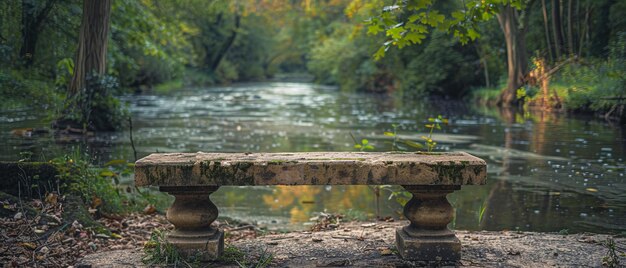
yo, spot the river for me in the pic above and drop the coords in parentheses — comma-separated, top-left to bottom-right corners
(1, 82, 625, 233)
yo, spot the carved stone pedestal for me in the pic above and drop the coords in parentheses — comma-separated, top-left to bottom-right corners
(160, 186, 223, 260)
(396, 185, 461, 261)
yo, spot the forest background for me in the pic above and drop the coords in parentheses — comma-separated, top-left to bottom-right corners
(1, 0, 625, 130)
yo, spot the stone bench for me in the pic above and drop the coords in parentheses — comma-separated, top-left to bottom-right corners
(135, 152, 486, 261)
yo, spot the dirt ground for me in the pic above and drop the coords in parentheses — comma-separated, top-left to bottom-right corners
(76, 220, 625, 267)
(1, 193, 624, 267)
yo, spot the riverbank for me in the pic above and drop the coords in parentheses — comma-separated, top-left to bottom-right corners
(470, 83, 625, 123)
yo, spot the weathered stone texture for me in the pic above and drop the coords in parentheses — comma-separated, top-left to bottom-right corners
(135, 152, 486, 186)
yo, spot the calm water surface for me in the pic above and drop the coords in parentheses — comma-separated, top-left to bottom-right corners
(2, 82, 625, 233)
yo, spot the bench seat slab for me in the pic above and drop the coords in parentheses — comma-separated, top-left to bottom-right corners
(136, 152, 486, 186)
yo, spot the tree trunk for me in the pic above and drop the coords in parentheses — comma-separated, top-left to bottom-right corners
(210, 14, 240, 72)
(567, 0, 574, 55)
(541, 0, 554, 62)
(19, 0, 56, 66)
(68, 0, 111, 95)
(497, 5, 528, 107)
(55, 0, 112, 131)
(551, 0, 565, 58)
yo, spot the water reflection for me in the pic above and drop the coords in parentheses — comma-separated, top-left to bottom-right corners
(1, 82, 625, 233)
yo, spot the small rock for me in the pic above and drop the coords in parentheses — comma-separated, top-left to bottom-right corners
(312, 237, 323, 242)
(39, 246, 50, 254)
(13, 212, 23, 220)
(88, 242, 97, 250)
(361, 223, 376, 228)
(72, 220, 83, 229)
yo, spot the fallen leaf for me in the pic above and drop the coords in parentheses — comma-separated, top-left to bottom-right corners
(379, 248, 393, 255)
(143, 204, 156, 215)
(110, 233, 122, 239)
(21, 242, 37, 250)
(45, 193, 58, 205)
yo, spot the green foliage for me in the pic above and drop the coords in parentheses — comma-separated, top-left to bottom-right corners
(143, 229, 200, 266)
(366, 0, 525, 59)
(398, 31, 483, 97)
(559, 32, 626, 113)
(60, 74, 128, 131)
(51, 151, 126, 214)
(108, 0, 193, 87)
(351, 132, 375, 151)
(0, 69, 62, 111)
(385, 186, 412, 206)
(422, 115, 448, 152)
(383, 124, 424, 150)
(602, 238, 623, 268)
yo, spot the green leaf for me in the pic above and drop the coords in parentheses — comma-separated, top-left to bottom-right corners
(361, 139, 369, 145)
(364, 145, 375, 150)
(99, 170, 116, 177)
(404, 32, 425, 44)
(367, 25, 383, 35)
(104, 159, 127, 166)
(384, 131, 396, 137)
(404, 140, 424, 149)
(432, 13, 445, 24)
(467, 28, 480, 40)
(451, 11, 465, 21)
(354, 144, 363, 149)
(386, 26, 405, 40)
(374, 46, 386, 60)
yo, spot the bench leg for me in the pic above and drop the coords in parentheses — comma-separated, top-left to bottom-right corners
(160, 186, 223, 260)
(396, 185, 461, 261)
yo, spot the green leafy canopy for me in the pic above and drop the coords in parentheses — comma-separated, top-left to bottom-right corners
(366, 0, 525, 60)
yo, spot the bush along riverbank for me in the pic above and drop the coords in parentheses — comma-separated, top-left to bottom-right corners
(470, 33, 626, 123)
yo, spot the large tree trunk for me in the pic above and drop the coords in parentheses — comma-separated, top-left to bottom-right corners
(497, 5, 528, 107)
(551, 0, 565, 58)
(68, 0, 111, 95)
(55, 0, 112, 131)
(19, 0, 56, 66)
